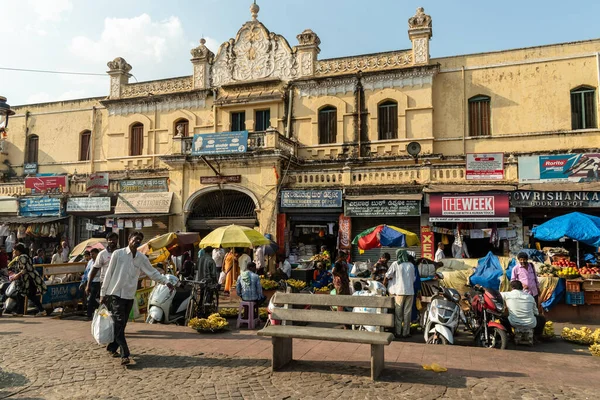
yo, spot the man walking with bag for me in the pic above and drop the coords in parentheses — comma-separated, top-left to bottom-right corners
(100, 231, 173, 365)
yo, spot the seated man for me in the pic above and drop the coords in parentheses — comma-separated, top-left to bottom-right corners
(501, 280, 546, 338)
(236, 262, 265, 306)
(371, 253, 390, 282)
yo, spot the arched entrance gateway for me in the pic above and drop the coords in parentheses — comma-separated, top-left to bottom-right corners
(184, 187, 259, 236)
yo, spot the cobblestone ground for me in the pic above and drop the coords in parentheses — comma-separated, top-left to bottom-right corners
(0, 334, 597, 400)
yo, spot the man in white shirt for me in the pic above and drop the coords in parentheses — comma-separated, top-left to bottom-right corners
(501, 280, 546, 337)
(100, 231, 173, 365)
(237, 248, 251, 273)
(87, 232, 118, 291)
(434, 242, 445, 262)
(383, 249, 416, 338)
(254, 245, 265, 275)
(61, 241, 70, 263)
(212, 247, 225, 275)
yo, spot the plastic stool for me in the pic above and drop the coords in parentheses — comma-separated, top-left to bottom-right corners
(237, 301, 261, 329)
(514, 327, 534, 346)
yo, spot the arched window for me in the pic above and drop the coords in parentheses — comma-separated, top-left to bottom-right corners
(174, 119, 189, 137)
(79, 130, 91, 161)
(318, 106, 337, 144)
(130, 123, 143, 156)
(468, 95, 491, 136)
(27, 135, 39, 163)
(378, 100, 398, 140)
(571, 86, 596, 130)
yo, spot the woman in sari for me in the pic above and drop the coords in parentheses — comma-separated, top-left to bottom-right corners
(9, 243, 47, 316)
(223, 248, 240, 295)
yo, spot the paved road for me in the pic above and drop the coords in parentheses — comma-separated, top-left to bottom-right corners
(1, 316, 599, 399)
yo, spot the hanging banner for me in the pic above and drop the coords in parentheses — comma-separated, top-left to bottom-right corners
(24, 176, 68, 194)
(276, 213, 286, 255)
(519, 153, 600, 183)
(421, 226, 435, 261)
(338, 215, 352, 250)
(86, 173, 109, 193)
(429, 193, 510, 222)
(191, 131, 248, 155)
(466, 153, 504, 180)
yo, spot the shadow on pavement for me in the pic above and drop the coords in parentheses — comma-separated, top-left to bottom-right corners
(130, 353, 271, 371)
(0, 369, 31, 398)
(0, 319, 42, 325)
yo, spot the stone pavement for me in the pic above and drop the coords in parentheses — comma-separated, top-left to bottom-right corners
(1, 316, 599, 400)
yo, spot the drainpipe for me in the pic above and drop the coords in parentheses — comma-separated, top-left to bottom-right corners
(462, 66, 467, 156)
(596, 53, 600, 110)
(90, 106, 96, 173)
(286, 87, 293, 138)
(212, 89, 218, 132)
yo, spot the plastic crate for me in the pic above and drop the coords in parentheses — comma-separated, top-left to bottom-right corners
(584, 291, 600, 305)
(565, 291, 585, 306)
(565, 281, 582, 292)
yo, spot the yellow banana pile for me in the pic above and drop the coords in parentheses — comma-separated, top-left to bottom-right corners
(286, 279, 307, 290)
(543, 321, 555, 338)
(217, 308, 239, 318)
(188, 313, 229, 331)
(590, 343, 600, 357)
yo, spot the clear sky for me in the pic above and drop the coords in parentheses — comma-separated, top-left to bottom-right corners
(2, 0, 599, 106)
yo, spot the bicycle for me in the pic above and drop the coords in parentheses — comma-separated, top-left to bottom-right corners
(184, 279, 220, 325)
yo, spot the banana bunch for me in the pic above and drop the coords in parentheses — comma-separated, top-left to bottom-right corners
(260, 278, 279, 290)
(259, 307, 268, 321)
(590, 343, 600, 357)
(561, 326, 600, 345)
(286, 279, 307, 290)
(314, 286, 332, 294)
(543, 321, 555, 338)
(217, 308, 239, 318)
(188, 313, 229, 332)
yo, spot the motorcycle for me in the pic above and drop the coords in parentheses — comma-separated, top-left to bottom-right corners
(146, 274, 191, 325)
(423, 274, 462, 345)
(462, 284, 508, 349)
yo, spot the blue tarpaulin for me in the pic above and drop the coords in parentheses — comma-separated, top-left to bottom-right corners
(542, 278, 565, 312)
(532, 212, 600, 248)
(469, 251, 504, 290)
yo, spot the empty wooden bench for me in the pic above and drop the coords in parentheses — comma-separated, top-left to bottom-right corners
(257, 292, 394, 380)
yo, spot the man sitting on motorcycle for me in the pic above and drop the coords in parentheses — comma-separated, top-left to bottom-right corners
(500, 280, 546, 340)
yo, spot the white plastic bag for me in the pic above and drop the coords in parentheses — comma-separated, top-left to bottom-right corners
(218, 271, 226, 285)
(91, 304, 114, 345)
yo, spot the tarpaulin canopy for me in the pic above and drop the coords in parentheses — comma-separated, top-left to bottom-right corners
(139, 232, 200, 257)
(352, 225, 420, 250)
(469, 251, 504, 291)
(532, 212, 600, 248)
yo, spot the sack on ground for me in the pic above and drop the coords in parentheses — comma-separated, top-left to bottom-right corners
(91, 304, 114, 345)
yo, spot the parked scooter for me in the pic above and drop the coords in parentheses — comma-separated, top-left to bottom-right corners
(462, 284, 508, 349)
(352, 280, 388, 332)
(423, 273, 462, 344)
(146, 274, 191, 325)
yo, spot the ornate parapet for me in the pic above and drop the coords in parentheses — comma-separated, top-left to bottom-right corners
(408, 7, 433, 65)
(120, 77, 194, 99)
(103, 91, 208, 116)
(107, 57, 132, 99)
(190, 38, 215, 90)
(314, 50, 413, 77)
(295, 29, 321, 78)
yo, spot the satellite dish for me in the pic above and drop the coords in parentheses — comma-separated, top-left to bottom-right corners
(406, 142, 421, 157)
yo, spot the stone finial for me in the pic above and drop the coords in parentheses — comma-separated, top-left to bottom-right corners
(190, 38, 215, 61)
(296, 29, 321, 47)
(107, 57, 132, 73)
(408, 7, 432, 30)
(250, 1, 260, 21)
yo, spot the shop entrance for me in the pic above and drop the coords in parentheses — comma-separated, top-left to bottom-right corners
(186, 188, 258, 237)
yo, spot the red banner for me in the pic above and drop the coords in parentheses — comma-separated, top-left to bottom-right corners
(429, 193, 509, 222)
(338, 214, 352, 250)
(24, 176, 69, 194)
(276, 213, 286, 255)
(421, 226, 435, 261)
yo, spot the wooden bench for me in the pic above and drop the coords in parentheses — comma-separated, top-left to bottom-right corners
(257, 292, 394, 380)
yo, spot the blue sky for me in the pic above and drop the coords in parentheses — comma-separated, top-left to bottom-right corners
(2, 0, 599, 106)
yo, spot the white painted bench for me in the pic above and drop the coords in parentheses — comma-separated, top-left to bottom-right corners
(257, 292, 394, 380)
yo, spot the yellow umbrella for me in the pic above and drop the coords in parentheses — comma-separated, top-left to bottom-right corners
(70, 238, 107, 256)
(199, 225, 269, 248)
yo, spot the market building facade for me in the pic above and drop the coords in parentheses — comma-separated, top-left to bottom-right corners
(0, 4, 599, 259)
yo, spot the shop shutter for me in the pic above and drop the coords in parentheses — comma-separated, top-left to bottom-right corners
(350, 217, 421, 263)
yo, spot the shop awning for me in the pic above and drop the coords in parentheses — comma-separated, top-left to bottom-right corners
(424, 184, 516, 193)
(101, 213, 175, 219)
(0, 216, 69, 224)
(518, 182, 600, 191)
(345, 194, 423, 201)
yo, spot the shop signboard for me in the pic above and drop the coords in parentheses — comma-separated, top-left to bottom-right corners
(421, 226, 435, 261)
(115, 192, 173, 214)
(119, 178, 168, 193)
(519, 153, 600, 183)
(200, 175, 242, 184)
(67, 197, 111, 212)
(338, 215, 352, 250)
(344, 199, 421, 217)
(466, 153, 504, 180)
(191, 131, 248, 155)
(510, 191, 600, 208)
(429, 193, 509, 222)
(19, 197, 62, 217)
(23, 162, 38, 174)
(24, 176, 68, 194)
(280, 190, 343, 208)
(86, 172, 109, 193)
